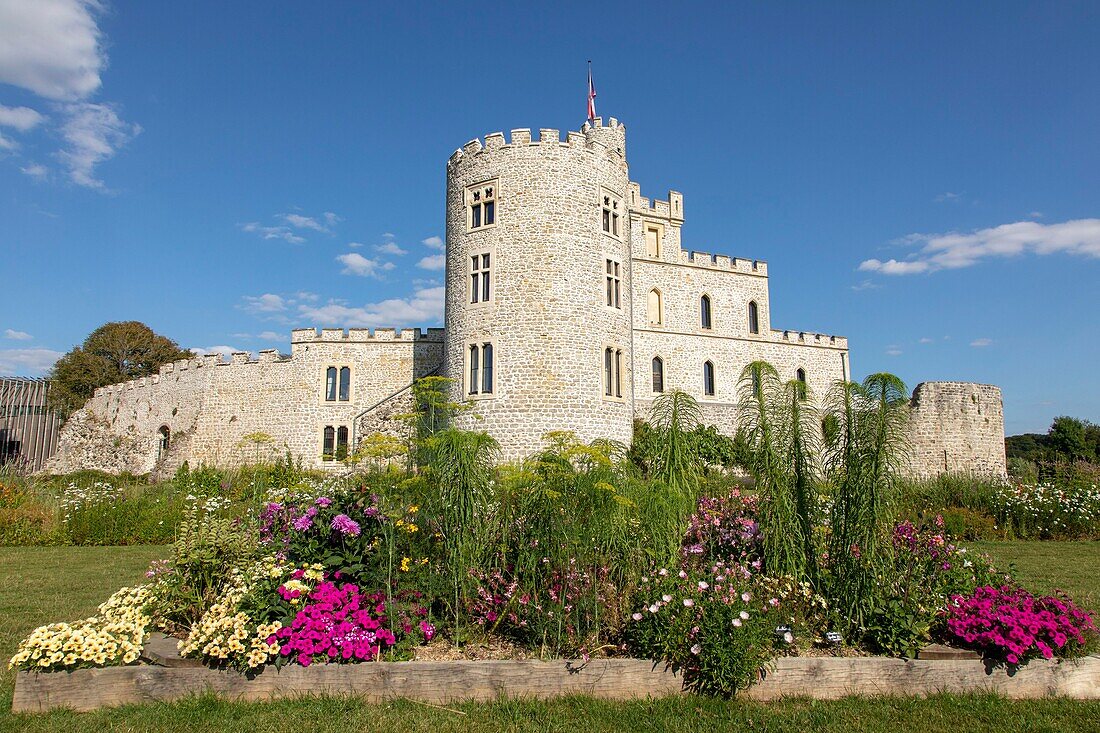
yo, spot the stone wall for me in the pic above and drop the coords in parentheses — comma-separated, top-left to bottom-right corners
(46, 329, 443, 476)
(904, 382, 1007, 478)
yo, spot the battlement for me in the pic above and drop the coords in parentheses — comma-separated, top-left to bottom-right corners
(290, 327, 445, 343)
(447, 117, 626, 168)
(677, 250, 769, 276)
(629, 183, 684, 223)
(769, 329, 848, 350)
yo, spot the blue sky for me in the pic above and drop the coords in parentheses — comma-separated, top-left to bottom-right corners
(1, 1, 1097, 435)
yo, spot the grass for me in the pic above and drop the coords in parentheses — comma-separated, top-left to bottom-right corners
(1, 543, 1098, 731)
(969, 540, 1100, 612)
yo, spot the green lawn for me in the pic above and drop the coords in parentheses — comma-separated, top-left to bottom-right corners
(1, 543, 1098, 731)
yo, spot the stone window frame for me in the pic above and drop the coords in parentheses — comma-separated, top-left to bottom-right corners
(651, 355, 665, 394)
(604, 257, 622, 310)
(320, 424, 349, 462)
(700, 293, 713, 331)
(600, 188, 623, 240)
(602, 343, 625, 402)
(644, 222, 664, 259)
(468, 246, 495, 307)
(647, 288, 664, 327)
(465, 179, 498, 233)
(464, 338, 497, 400)
(703, 360, 716, 398)
(321, 364, 353, 403)
(795, 367, 808, 401)
(748, 300, 760, 335)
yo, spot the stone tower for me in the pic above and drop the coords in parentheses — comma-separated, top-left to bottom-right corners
(443, 118, 635, 460)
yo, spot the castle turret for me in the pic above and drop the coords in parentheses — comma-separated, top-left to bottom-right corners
(444, 118, 634, 459)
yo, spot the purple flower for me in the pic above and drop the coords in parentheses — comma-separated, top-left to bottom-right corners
(331, 513, 361, 537)
(316, 497, 333, 507)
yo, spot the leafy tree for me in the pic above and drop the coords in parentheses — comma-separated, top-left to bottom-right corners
(48, 321, 192, 417)
(1048, 416, 1095, 462)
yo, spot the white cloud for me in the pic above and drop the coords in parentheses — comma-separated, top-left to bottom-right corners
(421, 235, 444, 250)
(0, 0, 104, 101)
(849, 279, 880, 292)
(240, 222, 306, 245)
(282, 213, 330, 232)
(858, 258, 931, 275)
(0, 347, 63, 376)
(189, 345, 240, 361)
(4, 329, 32, 340)
(56, 101, 141, 189)
(859, 219, 1100, 276)
(1029, 211, 1044, 219)
(417, 254, 446, 271)
(885, 346, 903, 357)
(336, 252, 394, 278)
(298, 286, 445, 328)
(0, 104, 44, 131)
(934, 192, 961, 203)
(257, 331, 284, 341)
(20, 163, 47, 180)
(323, 212, 340, 228)
(970, 338, 993, 348)
(347, 241, 364, 249)
(918, 337, 934, 344)
(374, 241, 406, 255)
(0, 131, 16, 151)
(241, 293, 287, 314)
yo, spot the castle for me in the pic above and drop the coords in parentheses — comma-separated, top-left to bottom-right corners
(47, 118, 1007, 478)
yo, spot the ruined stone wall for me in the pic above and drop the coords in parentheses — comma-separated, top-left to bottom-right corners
(46, 329, 443, 475)
(904, 381, 1007, 479)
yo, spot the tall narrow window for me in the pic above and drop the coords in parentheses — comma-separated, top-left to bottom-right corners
(158, 426, 170, 456)
(605, 259, 621, 308)
(615, 349, 623, 398)
(604, 347, 614, 396)
(336, 426, 349, 459)
(467, 181, 497, 231)
(700, 295, 712, 330)
(322, 426, 335, 460)
(796, 368, 807, 401)
(645, 226, 662, 258)
(481, 343, 494, 394)
(468, 344, 480, 395)
(647, 289, 663, 326)
(601, 193, 621, 237)
(748, 301, 760, 334)
(470, 252, 491, 304)
(652, 357, 665, 394)
(338, 367, 350, 401)
(325, 367, 337, 401)
(703, 361, 715, 397)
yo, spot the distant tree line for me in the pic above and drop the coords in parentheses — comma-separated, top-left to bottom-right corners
(1006, 416, 1100, 465)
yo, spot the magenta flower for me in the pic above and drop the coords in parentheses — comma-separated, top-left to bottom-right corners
(331, 513, 361, 537)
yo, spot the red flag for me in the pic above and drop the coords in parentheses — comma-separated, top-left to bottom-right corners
(587, 62, 597, 121)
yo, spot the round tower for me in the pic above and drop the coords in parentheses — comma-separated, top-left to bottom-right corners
(443, 118, 634, 460)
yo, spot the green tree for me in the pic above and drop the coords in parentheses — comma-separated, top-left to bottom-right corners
(1048, 416, 1094, 462)
(48, 321, 192, 417)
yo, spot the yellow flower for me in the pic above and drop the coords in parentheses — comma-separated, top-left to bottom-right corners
(400, 557, 411, 572)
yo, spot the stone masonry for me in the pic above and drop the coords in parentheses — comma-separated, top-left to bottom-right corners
(47, 117, 1006, 477)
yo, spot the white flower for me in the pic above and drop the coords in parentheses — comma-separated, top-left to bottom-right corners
(678, 570, 688, 579)
(698, 581, 709, 591)
(662, 594, 672, 603)
(732, 618, 742, 627)
(741, 591, 752, 602)
(658, 568, 668, 577)
(690, 643, 702, 655)
(683, 599, 694, 607)
(739, 610, 749, 620)
(649, 604, 659, 614)
(783, 631, 794, 644)
(632, 612, 643, 621)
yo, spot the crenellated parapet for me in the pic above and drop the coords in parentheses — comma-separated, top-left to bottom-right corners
(290, 327, 445, 343)
(770, 329, 848, 350)
(629, 183, 684, 223)
(679, 250, 769, 276)
(447, 117, 627, 172)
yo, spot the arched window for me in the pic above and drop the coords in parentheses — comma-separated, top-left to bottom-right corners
(648, 289, 663, 326)
(322, 426, 335, 460)
(604, 347, 613, 397)
(703, 361, 715, 397)
(652, 357, 665, 394)
(158, 426, 170, 456)
(481, 343, 494, 394)
(338, 367, 351, 401)
(700, 295, 712, 330)
(336, 426, 349, 460)
(325, 367, 337, 401)
(748, 301, 759, 334)
(796, 368, 807, 401)
(468, 344, 480, 395)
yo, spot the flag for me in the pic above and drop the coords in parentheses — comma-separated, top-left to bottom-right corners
(587, 62, 597, 121)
